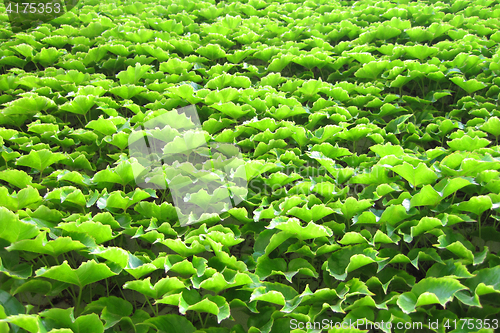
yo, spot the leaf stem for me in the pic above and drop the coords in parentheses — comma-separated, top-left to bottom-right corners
(75, 286, 83, 316)
(40, 255, 50, 267)
(67, 286, 76, 300)
(139, 299, 147, 311)
(39, 168, 44, 183)
(478, 214, 482, 239)
(145, 297, 157, 316)
(419, 78, 425, 97)
(47, 297, 54, 309)
(198, 312, 204, 328)
(77, 115, 85, 128)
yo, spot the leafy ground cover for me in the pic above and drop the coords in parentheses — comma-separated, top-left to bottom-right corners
(1, 0, 500, 332)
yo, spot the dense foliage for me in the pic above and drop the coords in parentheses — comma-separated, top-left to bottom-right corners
(1, 0, 500, 332)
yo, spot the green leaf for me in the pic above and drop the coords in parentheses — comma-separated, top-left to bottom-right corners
(166, 84, 202, 104)
(35, 260, 117, 288)
(196, 44, 226, 61)
(391, 162, 438, 188)
(10, 280, 52, 296)
(82, 296, 133, 330)
(463, 266, 500, 296)
(339, 125, 374, 142)
(0, 207, 39, 243)
(226, 49, 254, 63)
(433, 177, 472, 198)
(124, 276, 185, 299)
(480, 116, 500, 136)
(411, 217, 443, 237)
(34, 48, 63, 67)
(45, 187, 87, 208)
(11, 44, 34, 59)
(267, 217, 333, 241)
(326, 244, 381, 281)
(397, 292, 418, 314)
(404, 44, 438, 60)
(86, 116, 117, 136)
(3, 95, 56, 116)
(207, 74, 251, 89)
(355, 60, 389, 79)
(72, 313, 104, 333)
(97, 189, 153, 211)
(269, 105, 308, 120)
(376, 25, 402, 40)
(427, 260, 474, 279)
(287, 204, 334, 222)
(0, 290, 24, 317)
(124, 256, 157, 279)
(160, 239, 206, 257)
(139, 314, 196, 333)
(90, 246, 129, 268)
(1, 314, 46, 333)
(448, 135, 490, 151)
(379, 204, 416, 227)
(310, 142, 352, 159)
(57, 221, 115, 244)
(299, 79, 324, 96)
(60, 95, 97, 115)
(455, 195, 492, 216)
(450, 77, 487, 94)
(249, 282, 298, 307)
(267, 53, 295, 72)
(348, 52, 376, 64)
(293, 54, 324, 70)
(93, 160, 136, 187)
(211, 102, 253, 119)
(370, 142, 405, 158)
(412, 277, 468, 307)
(109, 85, 147, 99)
(117, 63, 151, 85)
(436, 235, 474, 263)
(199, 269, 253, 294)
(338, 232, 368, 245)
(7, 231, 86, 257)
(341, 197, 373, 220)
(160, 58, 193, 74)
(0, 170, 36, 189)
(0, 256, 32, 279)
(28, 121, 59, 135)
(410, 185, 442, 207)
(175, 289, 229, 322)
